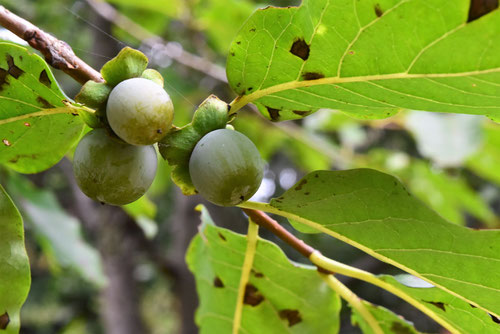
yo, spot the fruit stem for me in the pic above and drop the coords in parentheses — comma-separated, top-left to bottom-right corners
(232, 219, 259, 334)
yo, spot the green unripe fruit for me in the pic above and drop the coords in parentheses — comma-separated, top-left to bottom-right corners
(106, 78, 174, 145)
(73, 128, 157, 205)
(189, 129, 264, 206)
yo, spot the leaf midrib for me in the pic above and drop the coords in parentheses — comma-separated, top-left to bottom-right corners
(230, 67, 500, 112)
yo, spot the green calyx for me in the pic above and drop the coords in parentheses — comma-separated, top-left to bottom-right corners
(75, 47, 164, 129)
(158, 95, 229, 195)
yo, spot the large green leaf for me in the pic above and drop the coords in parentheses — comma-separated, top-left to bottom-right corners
(0, 185, 30, 334)
(186, 209, 341, 333)
(227, 0, 500, 121)
(240, 169, 500, 318)
(0, 43, 85, 173)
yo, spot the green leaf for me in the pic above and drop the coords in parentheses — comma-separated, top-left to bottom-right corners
(227, 0, 500, 121)
(0, 43, 85, 173)
(0, 184, 30, 334)
(242, 169, 500, 318)
(7, 176, 106, 286)
(158, 95, 228, 195)
(388, 274, 500, 333)
(351, 301, 420, 334)
(186, 215, 341, 333)
(100, 47, 148, 87)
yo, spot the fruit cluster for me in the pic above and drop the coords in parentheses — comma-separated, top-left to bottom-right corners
(73, 48, 263, 207)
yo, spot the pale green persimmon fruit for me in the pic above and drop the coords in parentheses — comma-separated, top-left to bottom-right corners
(73, 128, 157, 205)
(189, 129, 264, 206)
(106, 78, 174, 145)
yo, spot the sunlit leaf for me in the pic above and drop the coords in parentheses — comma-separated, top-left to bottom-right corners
(227, 0, 500, 121)
(0, 43, 85, 173)
(245, 169, 500, 318)
(186, 206, 341, 333)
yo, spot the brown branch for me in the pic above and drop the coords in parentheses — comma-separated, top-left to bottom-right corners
(0, 5, 103, 84)
(85, 0, 228, 83)
(242, 208, 334, 274)
(242, 209, 315, 258)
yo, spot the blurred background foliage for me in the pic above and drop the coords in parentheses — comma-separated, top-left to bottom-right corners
(0, 0, 499, 333)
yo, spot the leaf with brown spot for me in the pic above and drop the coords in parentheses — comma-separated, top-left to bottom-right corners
(186, 207, 341, 333)
(228, 0, 500, 121)
(0, 43, 85, 173)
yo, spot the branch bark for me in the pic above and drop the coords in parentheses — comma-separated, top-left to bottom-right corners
(0, 5, 103, 84)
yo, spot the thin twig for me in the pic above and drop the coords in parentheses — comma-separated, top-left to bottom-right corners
(0, 5, 103, 84)
(242, 209, 316, 259)
(85, 0, 228, 83)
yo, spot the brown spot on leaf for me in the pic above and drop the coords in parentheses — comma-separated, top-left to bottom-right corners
(390, 322, 413, 334)
(0, 68, 8, 91)
(6, 54, 24, 79)
(304, 192, 310, 195)
(39, 69, 51, 87)
(250, 28, 256, 32)
(302, 72, 324, 80)
(290, 38, 310, 60)
(252, 270, 264, 278)
(266, 106, 280, 121)
(231, 52, 235, 56)
(348, 50, 355, 55)
(24, 122, 30, 127)
(292, 110, 310, 116)
(243, 284, 264, 306)
(156, 129, 163, 134)
(374, 3, 384, 17)
(424, 301, 446, 311)
(468, 0, 498, 22)
(2, 139, 11, 146)
(213, 276, 224, 288)
(279, 309, 302, 327)
(218, 232, 226, 241)
(36, 96, 55, 109)
(0, 312, 9, 330)
(294, 179, 308, 191)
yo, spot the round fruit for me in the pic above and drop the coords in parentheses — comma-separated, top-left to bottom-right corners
(73, 128, 157, 205)
(189, 129, 264, 206)
(106, 77, 174, 145)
